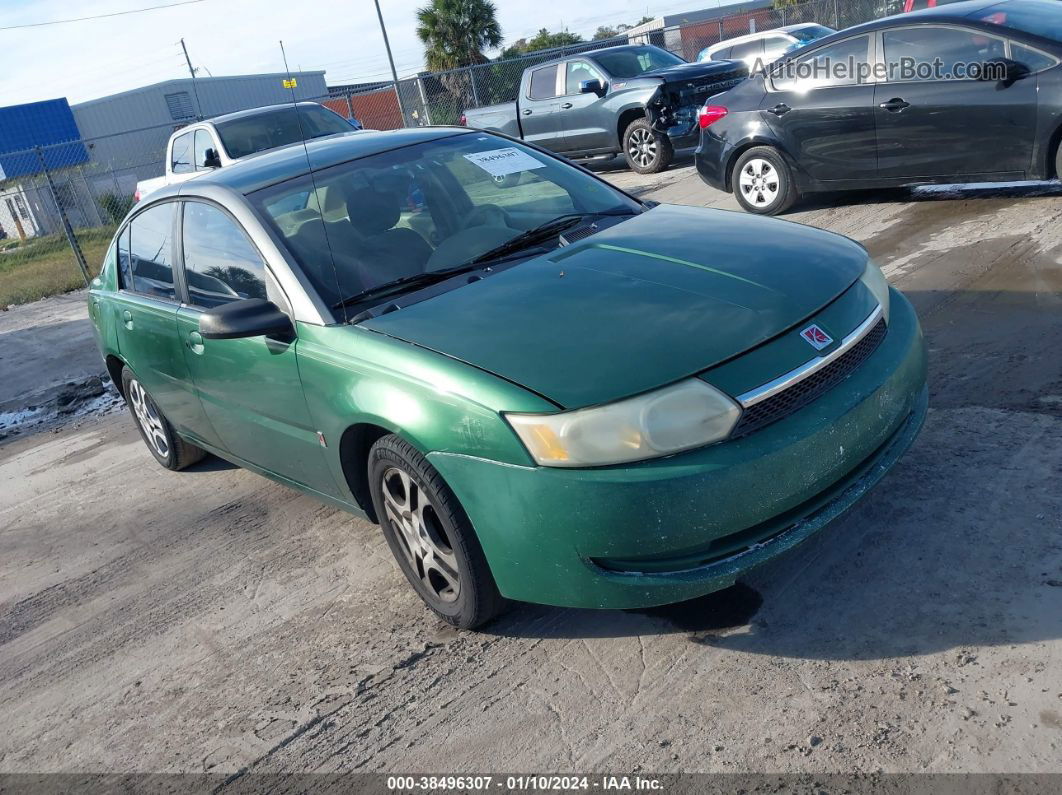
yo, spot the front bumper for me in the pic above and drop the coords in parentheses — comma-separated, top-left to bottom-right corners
(429, 291, 928, 609)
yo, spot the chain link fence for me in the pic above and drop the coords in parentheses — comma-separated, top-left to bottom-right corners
(0, 0, 896, 306)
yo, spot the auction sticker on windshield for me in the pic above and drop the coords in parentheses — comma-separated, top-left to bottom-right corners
(464, 147, 546, 177)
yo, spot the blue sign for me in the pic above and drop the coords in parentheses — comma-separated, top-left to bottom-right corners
(0, 98, 89, 180)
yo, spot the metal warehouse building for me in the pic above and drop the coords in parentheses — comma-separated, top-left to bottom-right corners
(71, 71, 328, 194)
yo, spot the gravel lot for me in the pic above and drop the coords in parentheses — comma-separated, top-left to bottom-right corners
(1, 157, 1060, 777)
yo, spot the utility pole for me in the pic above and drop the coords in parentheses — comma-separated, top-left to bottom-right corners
(373, 0, 408, 123)
(180, 38, 204, 120)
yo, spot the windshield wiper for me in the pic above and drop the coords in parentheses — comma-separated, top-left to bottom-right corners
(465, 209, 638, 267)
(332, 264, 481, 312)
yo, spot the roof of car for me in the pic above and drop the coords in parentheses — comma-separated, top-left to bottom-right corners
(177, 126, 472, 196)
(535, 43, 664, 69)
(204, 101, 325, 126)
(835, 0, 1018, 34)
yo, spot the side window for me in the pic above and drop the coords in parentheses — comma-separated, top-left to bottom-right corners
(713, 46, 733, 60)
(101, 238, 118, 282)
(565, 61, 605, 95)
(117, 227, 132, 288)
(528, 65, 560, 100)
(182, 202, 268, 308)
(171, 132, 193, 174)
(126, 203, 176, 300)
(730, 39, 765, 62)
(772, 35, 870, 91)
(882, 27, 1007, 81)
(1011, 42, 1057, 73)
(193, 130, 217, 170)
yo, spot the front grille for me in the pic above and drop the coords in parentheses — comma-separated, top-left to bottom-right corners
(732, 319, 887, 438)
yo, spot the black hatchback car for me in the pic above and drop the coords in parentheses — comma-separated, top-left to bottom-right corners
(695, 0, 1062, 214)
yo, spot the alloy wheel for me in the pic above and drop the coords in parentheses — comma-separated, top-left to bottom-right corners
(627, 128, 658, 169)
(738, 158, 780, 208)
(381, 466, 461, 604)
(127, 378, 170, 459)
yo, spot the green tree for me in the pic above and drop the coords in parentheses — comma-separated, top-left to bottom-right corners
(501, 28, 583, 57)
(593, 25, 618, 40)
(416, 0, 503, 71)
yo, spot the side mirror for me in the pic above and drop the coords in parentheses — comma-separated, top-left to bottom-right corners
(580, 79, 607, 97)
(203, 148, 222, 168)
(199, 298, 293, 340)
(978, 57, 1028, 84)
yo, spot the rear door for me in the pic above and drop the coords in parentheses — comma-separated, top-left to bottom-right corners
(874, 24, 1039, 178)
(764, 34, 879, 182)
(112, 200, 213, 441)
(174, 199, 342, 496)
(520, 64, 565, 151)
(555, 59, 612, 152)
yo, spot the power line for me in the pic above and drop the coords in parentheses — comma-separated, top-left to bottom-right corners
(0, 0, 207, 31)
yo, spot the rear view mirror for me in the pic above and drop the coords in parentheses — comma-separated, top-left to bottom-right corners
(199, 298, 293, 340)
(203, 148, 222, 168)
(580, 79, 607, 97)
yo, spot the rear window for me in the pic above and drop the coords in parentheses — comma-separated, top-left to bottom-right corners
(790, 25, 835, 42)
(215, 105, 354, 160)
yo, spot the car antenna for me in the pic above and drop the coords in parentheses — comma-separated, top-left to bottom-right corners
(279, 40, 345, 321)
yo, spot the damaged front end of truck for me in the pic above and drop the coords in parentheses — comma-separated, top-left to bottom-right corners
(646, 62, 749, 147)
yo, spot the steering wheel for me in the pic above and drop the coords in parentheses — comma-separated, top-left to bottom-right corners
(462, 204, 514, 231)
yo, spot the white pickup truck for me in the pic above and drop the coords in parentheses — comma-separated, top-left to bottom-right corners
(134, 101, 362, 202)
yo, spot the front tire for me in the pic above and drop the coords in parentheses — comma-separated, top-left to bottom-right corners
(623, 118, 673, 174)
(120, 366, 206, 471)
(732, 146, 799, 215)
(368, 434, 505, 630)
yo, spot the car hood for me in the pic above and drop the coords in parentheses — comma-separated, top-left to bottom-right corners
(362, 205, 867, 409)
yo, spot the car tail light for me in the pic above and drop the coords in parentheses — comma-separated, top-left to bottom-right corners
(460, 113, 467, 126)
(698, 105, 728, 129)
(133, 189, 141, 203)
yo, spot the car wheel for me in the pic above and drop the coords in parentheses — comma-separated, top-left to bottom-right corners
(623, 118, 674, 174)
(121, 366, 206, 471)
(732, 146, 799, 215)
(368, 434, 505, 630)
(1055, 140, 1062, 180)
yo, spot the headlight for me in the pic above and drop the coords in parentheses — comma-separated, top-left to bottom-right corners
(506, 379, 741, 468)
(859, 260, 891, 324)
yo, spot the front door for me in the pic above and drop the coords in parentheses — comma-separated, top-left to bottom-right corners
(175, 199, 342, 497)
(113, 200, 213, 442)
(875, 25, 1039, 178)
(555, 59, 612, 152)
(764, 34, 879, 183)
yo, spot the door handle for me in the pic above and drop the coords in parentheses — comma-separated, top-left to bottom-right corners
(879, 98, 910, 112)
(560, 102, 573, 109)
(121, 309, 133, 329)
(769, 103, 791, 116)
(186, 330, 204, 355)
(522, 108, 533, 116)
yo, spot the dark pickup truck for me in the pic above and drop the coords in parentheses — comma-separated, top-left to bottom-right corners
(463, 44, 747, 174)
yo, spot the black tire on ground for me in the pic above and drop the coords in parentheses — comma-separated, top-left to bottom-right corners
(731, 146, 800, 216)
(120, 366, 206, 471)
(1055, 139, 1062, 180)
(622, 117, 674, 174)
(367, 433, 505, 630)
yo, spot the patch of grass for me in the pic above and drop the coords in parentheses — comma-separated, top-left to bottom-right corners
(0, 227, 115, 307)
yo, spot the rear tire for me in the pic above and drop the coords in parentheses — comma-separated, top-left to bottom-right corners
(368, 434, 505, 630)
(1055, 140, 1062, 180)
(731, 146, 799, 215)
(120, 366, 206, 471)
(623, 118, 673, 174)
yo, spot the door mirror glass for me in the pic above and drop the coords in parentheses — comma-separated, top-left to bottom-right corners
(198, 298, 293, 340)
(580, 79, 606, 96)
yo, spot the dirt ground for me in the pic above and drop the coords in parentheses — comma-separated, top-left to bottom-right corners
(1, 159, 1060, 777)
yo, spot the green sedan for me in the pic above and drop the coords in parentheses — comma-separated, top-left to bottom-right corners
(88, 128, 927, 629)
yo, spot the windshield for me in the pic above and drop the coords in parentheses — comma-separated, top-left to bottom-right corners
(593, 46, 685, 77)
(789, 25, 835, 42)
(251, 132, 640, 314)
(216, 105, 354, 160)
(972, 0, 1062, 42)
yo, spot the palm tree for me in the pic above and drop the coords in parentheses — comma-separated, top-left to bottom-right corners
(416, 0, 502, 72)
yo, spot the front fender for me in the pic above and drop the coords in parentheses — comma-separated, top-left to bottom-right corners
(293, 323, 554, 501)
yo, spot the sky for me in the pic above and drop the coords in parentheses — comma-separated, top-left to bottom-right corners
(0, 0, 735, 107)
